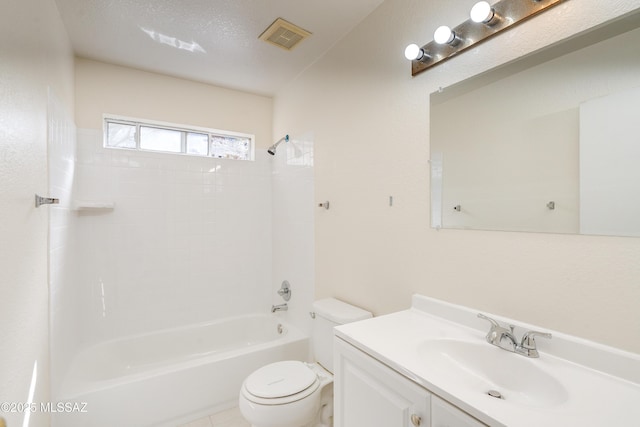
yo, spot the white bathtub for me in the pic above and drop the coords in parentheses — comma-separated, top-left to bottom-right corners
(53, 314, 308, 427)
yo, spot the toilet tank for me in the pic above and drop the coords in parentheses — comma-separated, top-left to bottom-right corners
(312, 298, 372, 373)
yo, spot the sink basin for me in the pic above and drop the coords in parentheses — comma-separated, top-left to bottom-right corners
(417, 339, 568, 407)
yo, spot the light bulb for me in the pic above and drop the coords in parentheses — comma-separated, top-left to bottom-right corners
(470, 1, 495, 24)
(404, 44, 423, 61)
(434, 25, 456, 45)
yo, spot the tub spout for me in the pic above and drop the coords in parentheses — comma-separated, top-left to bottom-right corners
(271, 303, 288, 313)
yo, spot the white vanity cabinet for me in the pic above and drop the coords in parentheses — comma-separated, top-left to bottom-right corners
(334, 337, 429, 427)
(431, 396, 486, 427)
(335, 337, 486, 427)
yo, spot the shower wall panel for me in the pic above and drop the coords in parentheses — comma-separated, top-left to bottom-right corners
(72, 129, 273, 346)
(48, 91, 78, 400)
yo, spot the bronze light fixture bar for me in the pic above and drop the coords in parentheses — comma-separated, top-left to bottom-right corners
(407, 0, 566, 76)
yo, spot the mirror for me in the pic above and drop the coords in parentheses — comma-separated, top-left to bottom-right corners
(430, 11, 640, 237)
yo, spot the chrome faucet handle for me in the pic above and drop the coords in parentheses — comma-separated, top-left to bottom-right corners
(478, 313, 518, 350)
(478, 313, 504, 345)
(518, 330, 552, 357)
(477, 313, 500, 328)
(277, 280, 291, 301)
(520, 330, 552, 349)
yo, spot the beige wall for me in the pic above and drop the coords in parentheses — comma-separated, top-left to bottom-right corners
(75, 58, 273, 148)
(274, 0, 640, 353)
(0, 0, 74, 425)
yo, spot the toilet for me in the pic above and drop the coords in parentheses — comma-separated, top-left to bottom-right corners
(239, 298, 372, 427)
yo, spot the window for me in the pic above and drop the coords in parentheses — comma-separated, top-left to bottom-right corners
(104, 116, 255, 161)
(211, 135, 252, 160)
(140, 126, 182, 153)
(106, 122, 136, 149)
(186, 132, 208, 156)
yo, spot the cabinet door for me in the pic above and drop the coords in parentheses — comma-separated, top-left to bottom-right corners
(431, 396, 487, 427)
(335, 338, 430, 427)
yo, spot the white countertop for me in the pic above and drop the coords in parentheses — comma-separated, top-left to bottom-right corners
(334, 294, 640, 427)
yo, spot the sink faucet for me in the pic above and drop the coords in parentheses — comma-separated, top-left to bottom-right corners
(271, 303, 288, 313)
(478, 313, 551, 358)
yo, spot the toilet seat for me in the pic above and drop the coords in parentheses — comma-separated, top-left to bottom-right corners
(242, 361, 320, 405)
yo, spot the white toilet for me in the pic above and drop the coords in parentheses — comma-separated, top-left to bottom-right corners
(239, 298, 372, 427)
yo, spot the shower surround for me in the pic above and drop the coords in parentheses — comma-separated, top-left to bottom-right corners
(72, 129, 273, 338)
(50, 127, 315, 425)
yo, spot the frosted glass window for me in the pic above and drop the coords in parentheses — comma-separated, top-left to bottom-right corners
(211, 135, 251, 160)
(140, 126, 182, 153)
(186, 132, 208, 156)
(106, 122, 136, 149)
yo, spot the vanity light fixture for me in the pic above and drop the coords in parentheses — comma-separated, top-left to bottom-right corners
(433, 26, 460, 45)
(470, 1, 500, 25)
(404, 43, 430, 61)
(407, 0, 565, 76)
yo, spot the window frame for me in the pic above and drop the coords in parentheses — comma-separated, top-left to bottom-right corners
(103, 114, 255, 161)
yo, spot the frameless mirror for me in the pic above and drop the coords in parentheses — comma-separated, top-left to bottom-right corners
(430, 11, 640, 237)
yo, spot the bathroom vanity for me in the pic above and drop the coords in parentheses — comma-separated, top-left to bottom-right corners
(333, 295, 640, 427)
(335, 336, 485, 427)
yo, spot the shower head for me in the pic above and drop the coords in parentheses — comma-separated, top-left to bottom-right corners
(268, 134, 289, 155)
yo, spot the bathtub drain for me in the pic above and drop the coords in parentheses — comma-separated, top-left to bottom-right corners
(277, 323, 284, 334)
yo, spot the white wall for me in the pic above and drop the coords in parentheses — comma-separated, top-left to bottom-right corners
(274, 0, 640, 353)
(0, 0, 74, 425)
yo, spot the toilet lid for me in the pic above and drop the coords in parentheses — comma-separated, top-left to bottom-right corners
(245, 361, 317, 399)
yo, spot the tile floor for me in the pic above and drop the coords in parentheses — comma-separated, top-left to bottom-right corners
(177, 406, 250, 427)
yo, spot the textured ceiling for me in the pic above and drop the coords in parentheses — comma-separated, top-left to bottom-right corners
(54, 0, 384, 96)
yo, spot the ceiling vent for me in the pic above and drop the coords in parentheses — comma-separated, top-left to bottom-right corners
(259, 18, 311, 51)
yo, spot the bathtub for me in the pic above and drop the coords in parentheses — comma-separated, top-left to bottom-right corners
(53, 314, 308, 427)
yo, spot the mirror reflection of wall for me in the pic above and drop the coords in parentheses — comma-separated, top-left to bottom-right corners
(430, 18, 640, 237)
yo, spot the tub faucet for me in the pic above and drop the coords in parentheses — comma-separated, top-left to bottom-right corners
(271, 303, 288, 313)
